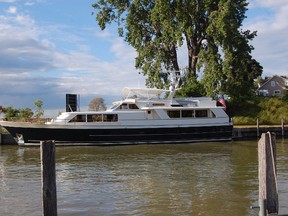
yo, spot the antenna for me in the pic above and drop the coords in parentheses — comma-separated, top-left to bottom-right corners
(167, 70, 182, 99)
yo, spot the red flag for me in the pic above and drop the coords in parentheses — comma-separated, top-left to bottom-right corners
(217, 97, 226, 110)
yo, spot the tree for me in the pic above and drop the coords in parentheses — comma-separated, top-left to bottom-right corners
(19, 108, 33, 119)
(92, 0, 262, 100)
(34, 100, 44, 118)
(2, 106, 19, 120)
(1, 106, 34, 120)
(88, 98, 106, 111)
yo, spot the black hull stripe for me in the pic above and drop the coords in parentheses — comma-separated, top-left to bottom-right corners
(4, 125, 233, 145)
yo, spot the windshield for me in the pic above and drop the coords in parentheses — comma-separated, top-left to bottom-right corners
(109, 103, 120, 110)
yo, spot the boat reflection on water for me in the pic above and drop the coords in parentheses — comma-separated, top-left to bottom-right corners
(1, 140, 288, 216)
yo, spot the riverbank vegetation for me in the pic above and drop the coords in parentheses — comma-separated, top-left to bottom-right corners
(0, 100, 44, 121)
(228, 94, 288, 125)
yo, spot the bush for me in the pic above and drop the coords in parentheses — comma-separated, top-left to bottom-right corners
(232, 116, 257, 125)
(230, 97, 288, 125)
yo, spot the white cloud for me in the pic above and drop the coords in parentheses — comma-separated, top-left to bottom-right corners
(250, 0, 288, 8)
(245, 0, 288, 76)
(248, 1, 288, 31)
(0, 14, 57, 74)
(7, 6, 17, 14)
(110, 38, 137, 62)
(0, 4, 146, 116)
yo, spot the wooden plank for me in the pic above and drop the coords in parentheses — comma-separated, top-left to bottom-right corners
(258, 132, 278, 214)
(40, 140, 57, 216)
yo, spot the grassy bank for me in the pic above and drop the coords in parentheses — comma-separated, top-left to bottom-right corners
(228, 96, 288, 125)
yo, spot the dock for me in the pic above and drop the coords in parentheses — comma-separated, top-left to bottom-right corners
(233, 125, 288, 140)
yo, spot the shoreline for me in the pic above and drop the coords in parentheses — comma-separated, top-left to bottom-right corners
(232, 125, 287, 140)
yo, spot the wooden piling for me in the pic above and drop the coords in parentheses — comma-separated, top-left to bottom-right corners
(258, 132, 278, 214)
(257, 118, 260, 137)
(40, 140, 57, 216)
(281, 118, 285, 138)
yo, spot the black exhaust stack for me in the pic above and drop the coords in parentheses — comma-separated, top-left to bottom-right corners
(66, 94, 78, 112)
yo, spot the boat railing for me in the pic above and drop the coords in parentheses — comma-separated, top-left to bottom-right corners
(2, 117, 52, 124)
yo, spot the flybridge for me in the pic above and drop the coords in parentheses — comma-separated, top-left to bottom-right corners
(122, 87, 170, 99)
(122, 70, 182, 100)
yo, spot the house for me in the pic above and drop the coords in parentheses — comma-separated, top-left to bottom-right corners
(256, 75, 288, 97)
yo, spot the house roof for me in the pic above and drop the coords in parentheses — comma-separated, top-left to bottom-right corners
(257, 75, 288, 91)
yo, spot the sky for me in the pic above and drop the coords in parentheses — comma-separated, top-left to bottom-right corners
(0, 0, 287, 117)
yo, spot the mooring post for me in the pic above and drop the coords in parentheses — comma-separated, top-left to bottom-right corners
(258, 198, 266, 216)
(258, 132, 278, 215)
(40, 140, 57, 216)
(257, 118, 260, 138)
(281, 118, 285, 138)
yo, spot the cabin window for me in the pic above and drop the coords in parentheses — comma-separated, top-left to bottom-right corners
(182, 110, 194, 118)
(274, 90, 281, 95)
(271, 81, 275, 87)
(195, 110, 208, 117)
(119, 103, 139, 109)
(120, 103, 128, 109)
(103, 114, 118, 122)
(167, 110, 181, 118)
(69, 114, 86, 122)
(166, 109, 210, 118)
(87, 114, 118, 122)
(110, 104, 119, 110)
(153, 103, 165, 107)
(87, 114, 102, 122)
(128, 104, 139, 109)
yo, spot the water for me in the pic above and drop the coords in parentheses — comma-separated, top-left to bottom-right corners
(1, 140, 288, 216)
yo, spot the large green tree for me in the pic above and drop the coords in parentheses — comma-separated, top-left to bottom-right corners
(92, 0, 262, 100)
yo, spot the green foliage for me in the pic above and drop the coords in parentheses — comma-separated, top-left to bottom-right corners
(92, 0, 262, 101)
(257, 97, 288, 124)
(230, 97, 288, 125)
(33, 100, 44, 118)
(2, 106, 34, 121)
(176, 76, 205, 97)
(227, 98, 261, 117)
(3, 106, 20, 119)
(281, 93, 288, 101)
(19, 108, 33, 119)
(1, 100, 45, 122)
(232, 116, 257, 125)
